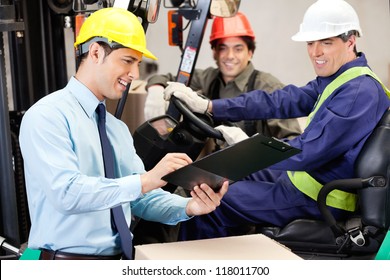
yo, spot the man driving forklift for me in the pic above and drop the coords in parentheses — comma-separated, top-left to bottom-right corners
(163, 0, 390, 240)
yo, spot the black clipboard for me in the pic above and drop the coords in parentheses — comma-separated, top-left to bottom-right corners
(162, 133, 301, 191)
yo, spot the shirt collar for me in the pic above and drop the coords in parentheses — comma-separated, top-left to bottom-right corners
(229, 62, 255, 92)
(67, 76, 103, 118)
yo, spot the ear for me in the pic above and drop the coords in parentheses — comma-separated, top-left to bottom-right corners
(212, 48, 218, 61)
(88, 42, 104, 63)
(248, 49, 254, 60)
(347, 35, 357, 51)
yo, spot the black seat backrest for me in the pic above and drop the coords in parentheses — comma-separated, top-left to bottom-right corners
(355, 109, 390, 229)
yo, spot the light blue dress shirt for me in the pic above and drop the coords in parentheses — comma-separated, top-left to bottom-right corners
(19, 77, 191, 255)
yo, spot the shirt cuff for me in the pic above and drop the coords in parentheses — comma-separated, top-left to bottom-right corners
(177, 197, 193, 220)
(116, 175, 143, 201)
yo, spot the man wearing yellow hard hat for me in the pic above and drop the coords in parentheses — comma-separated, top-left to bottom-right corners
(19, 7, 228, 260)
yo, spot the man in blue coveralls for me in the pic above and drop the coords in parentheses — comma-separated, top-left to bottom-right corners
(163, 0, 390, 240)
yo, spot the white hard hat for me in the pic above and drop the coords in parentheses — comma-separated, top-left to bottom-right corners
(292, 0, 362, 42)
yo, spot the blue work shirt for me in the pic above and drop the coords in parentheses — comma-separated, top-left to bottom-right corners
(19, 77, 191, 255)
(212, 53, 390, 184)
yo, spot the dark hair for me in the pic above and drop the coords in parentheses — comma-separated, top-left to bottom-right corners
(211, 36, 256, 53)
(77, 41, 121, 66)
(338, 30, 359, 55)
(97, 42, 115, 56)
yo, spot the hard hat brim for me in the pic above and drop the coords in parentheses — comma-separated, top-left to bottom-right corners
(291, 31, 341, 42)
(292, 30, 362, 42)
(141, 49, 157, 60)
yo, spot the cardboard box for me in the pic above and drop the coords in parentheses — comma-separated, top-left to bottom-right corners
(135, 234, 302, 260)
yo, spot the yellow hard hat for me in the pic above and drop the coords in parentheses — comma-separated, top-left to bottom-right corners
(74, 7, 157, 60)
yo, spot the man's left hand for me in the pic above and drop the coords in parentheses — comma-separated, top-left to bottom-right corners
(185, 181, 229, 216)
(164, 82, 210, 114)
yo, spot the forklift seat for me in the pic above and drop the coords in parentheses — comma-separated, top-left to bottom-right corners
(258, 109, 390, 259)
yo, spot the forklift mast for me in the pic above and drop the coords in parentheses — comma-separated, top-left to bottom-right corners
(166, 0, 212, 120)
(163, 0, 240, 120)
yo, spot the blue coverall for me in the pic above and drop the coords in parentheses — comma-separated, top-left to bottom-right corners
(179, 53, 390, 240)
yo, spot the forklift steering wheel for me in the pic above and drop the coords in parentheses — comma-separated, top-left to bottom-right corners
(171, 96, 224, 140)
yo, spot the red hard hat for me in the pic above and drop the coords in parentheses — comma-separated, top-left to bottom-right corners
(209, 12, 255, 43)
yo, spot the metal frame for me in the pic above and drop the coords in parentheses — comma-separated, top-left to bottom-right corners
(0, 6, 24, 248)
(166, 0, 211, 119)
